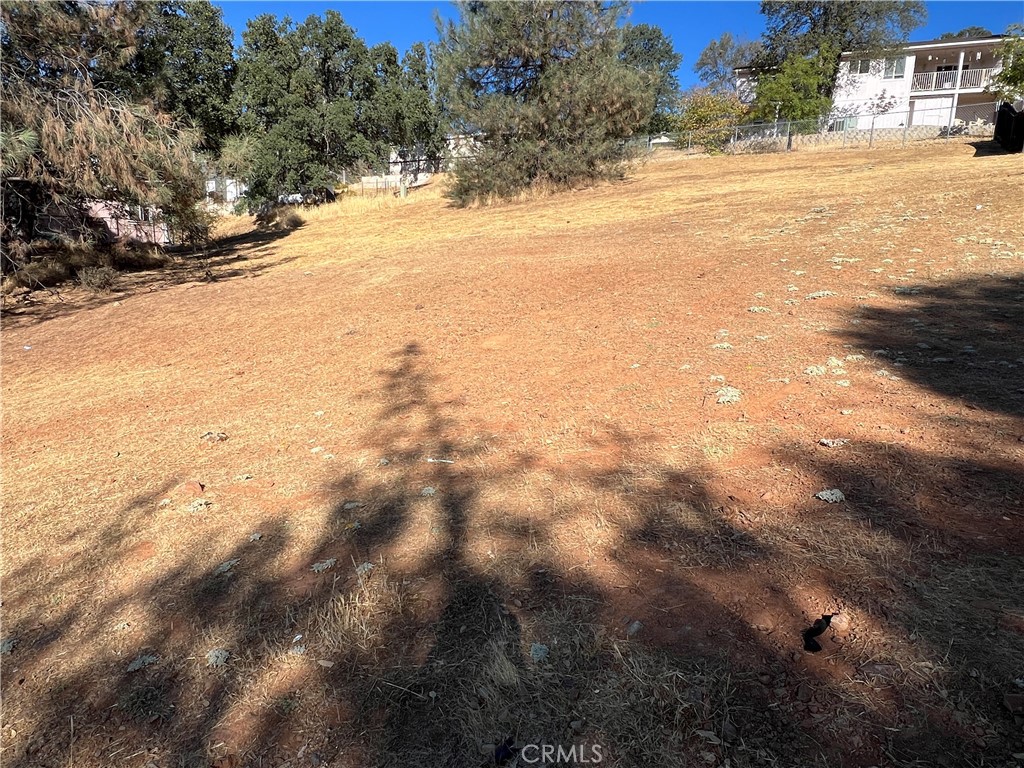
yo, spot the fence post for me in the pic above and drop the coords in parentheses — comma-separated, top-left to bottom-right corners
(843, 121, 848, 148)
(733, 126, 738, 144)
(902, 116, 909, 148)
(869, 116, 875, 149)
(786, 121, 793, 151)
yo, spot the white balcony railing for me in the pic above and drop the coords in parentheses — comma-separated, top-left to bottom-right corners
(910, 67, 996, 92)
(959, 68, 990, 89)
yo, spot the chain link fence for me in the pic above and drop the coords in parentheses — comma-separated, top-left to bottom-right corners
(648, 101, 1000, 156)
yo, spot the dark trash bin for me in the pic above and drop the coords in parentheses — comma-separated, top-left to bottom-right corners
(994, 102, 1024, 153)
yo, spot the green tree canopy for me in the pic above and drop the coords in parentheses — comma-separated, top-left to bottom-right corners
(232, 11, 444, 204)
(990, 25, 1024, 102)
(619, 23, 683, 134)
(939, 26, 994, 40)
(109, 1, 237, 153)
(760, 1, 926, 62)
(757, 1, 926, 100)
(694, 32, 763, 94)
(398, 42, 448, 168)
(751, 49, 835, 122)
(434, 0, 655, 206)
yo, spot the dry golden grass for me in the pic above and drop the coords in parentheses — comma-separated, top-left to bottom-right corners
(2, 139, 1023, 768)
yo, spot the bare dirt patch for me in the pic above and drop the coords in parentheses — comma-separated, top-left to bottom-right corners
(2, 141, 1023, 767)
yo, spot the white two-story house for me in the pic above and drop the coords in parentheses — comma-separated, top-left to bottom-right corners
(831, 34, 1007, 129)
(736, 33, 1011, 130)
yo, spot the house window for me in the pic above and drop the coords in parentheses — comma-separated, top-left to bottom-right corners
(851, 59, 871, 74)
(883, 57, 906, 79)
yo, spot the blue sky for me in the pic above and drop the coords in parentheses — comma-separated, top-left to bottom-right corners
(212, 1, 1024, 89)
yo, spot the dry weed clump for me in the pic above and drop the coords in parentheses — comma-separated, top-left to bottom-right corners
(275, 207, 304, 231)
(77, 264, 119, 291)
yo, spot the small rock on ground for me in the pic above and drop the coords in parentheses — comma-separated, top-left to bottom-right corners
(127, 654, 158, 672)
(716, 386, 742, 404)
(814, 489, 846, 503)
(206, 648, 230, 667)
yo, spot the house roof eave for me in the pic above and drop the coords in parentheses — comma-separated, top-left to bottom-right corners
(841, 35, 1013, 57)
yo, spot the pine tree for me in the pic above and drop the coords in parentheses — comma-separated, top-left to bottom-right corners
(1, 1, 205, 270)
(434, 0, 655, 205)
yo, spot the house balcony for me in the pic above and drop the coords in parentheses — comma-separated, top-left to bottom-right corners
(910, 67, 997, 92)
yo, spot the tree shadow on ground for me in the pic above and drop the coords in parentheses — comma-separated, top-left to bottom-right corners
(2, 342, 1022, 767)
(770, 437, 1024, 764)
(2, 224, 298, 329)
(843, 274, 1024, 417)
(968, 139, 1017, 157)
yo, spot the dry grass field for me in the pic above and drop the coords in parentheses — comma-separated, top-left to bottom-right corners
(2, 139, 1024, 768)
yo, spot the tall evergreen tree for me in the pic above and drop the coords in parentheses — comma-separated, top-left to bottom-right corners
(102, 1, 236, 153)
(434, 0, 654, 205)
(364, 42, 409, 161)
(232, 12, 379, 202)
(619, 23, 683, 134)
(398, 43, 447, 170)
(232, 11, 442, 203)
(155, 1, 237, 153)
